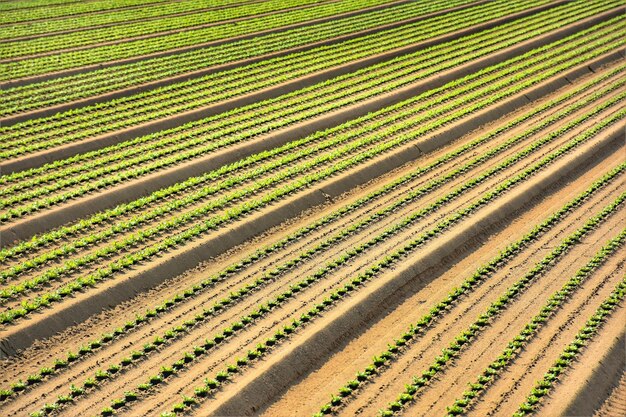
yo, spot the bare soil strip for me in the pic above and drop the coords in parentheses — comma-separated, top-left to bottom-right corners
(594, 371, 626, 417)
(0, 4, 623, 417)
(1, 19, 619, 249)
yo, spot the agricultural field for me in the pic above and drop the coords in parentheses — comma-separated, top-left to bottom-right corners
(0, 0, 624, 416)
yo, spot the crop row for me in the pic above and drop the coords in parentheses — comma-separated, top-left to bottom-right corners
(3, 78, 623, 300)
(444, 229, 626, 416)
(0, 0, 509, 82)
(0, 1, 481, 121)
(3, 3, 608, 196)
(0, 0, 538, 135)
(2, 36, 618, 315)
(0, 0, 354, 40)
(0, 0, 385, 59)
(1, 2, 616, 163)
(1, 39, 621, 328)
(3, 46, 621, 213)
(4, 98, 621, 406)
(0, 11, 555, 199)
(4, 0, 607, 119)
(153, 134, 626, 417)
(513, 272, 626, 416)
(0, 0, 486, 115)
(3, 58, 620, 374)
(0, 0, 551, 100)
(315, 166, 625, 415)
(1, 8, 612, 219)
(0, 0, 204, 25)
(0, 0, 267, 38)
(376, 192, 626, 416)
(23, 100, 592, 415)
(0, 0, 105, 12)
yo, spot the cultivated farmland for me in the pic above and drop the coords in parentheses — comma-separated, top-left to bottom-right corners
(0, 0, 624, 416)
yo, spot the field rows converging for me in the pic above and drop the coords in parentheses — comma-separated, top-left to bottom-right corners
(1, 1, 624, 417)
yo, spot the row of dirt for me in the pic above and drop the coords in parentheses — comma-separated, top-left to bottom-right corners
(1, 2, 625, 417)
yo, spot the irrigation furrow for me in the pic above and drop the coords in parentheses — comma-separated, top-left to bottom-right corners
(68, 112, 626, 417)
(2, 30, 622, 323)
(348, 188, 625, 417)
(1, 64, 620, 400)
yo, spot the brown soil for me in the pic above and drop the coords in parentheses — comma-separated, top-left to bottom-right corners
(1, 6, 624, 417)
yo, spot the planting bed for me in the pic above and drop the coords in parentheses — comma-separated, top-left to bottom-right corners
(0, 1, 624, 416)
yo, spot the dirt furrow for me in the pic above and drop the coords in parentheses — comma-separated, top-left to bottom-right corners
(3, 105, 571, 415)
(595, 373, 626, 417)
(285, 152, 626, 417)
(6, 96, 620, 416)
(0, 66, 616, 384)
(465, 253, 625, 417)
(364, 214, 624, 417)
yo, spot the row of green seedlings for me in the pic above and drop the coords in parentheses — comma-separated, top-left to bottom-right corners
(3, 3, 617, 184)
(1, 0, 510, 138)
(0, 0, 525, 89)
(2, 13, 558, 215)
(444, 229, 626, 416)
(0, 0, 596, 150)
(25, 107, 590, 415)
(3, 74, 623, 325)
(14, 9, 617, 218)
(314, 165, 626, 416)
(3, 27, 619, 294)
(0, 0, 333, 58)
(3, 0, 569, 116)
(513, 277, 626, 416)
(155, 144, 626, 417)
(1, 32, 596, 310)
(2, 3, 571, 206)
(2, 54, 621, 269)
(3, 44, 623, 328)
(0, 0, 554, 151)
(0, 0, 281, 38)
(377, 193, 626, 416)
(8, 0, 608, 169)
(2, 0, 426, 59)
(2, 7, 571, 195)
(0, 0, 486, 116)
(5, 82, 614, 404)
(0, 0, 604, 184)
(0, 0, 184, 25)
(108, 112, 626, 414)
(1, 0, 474, 65)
